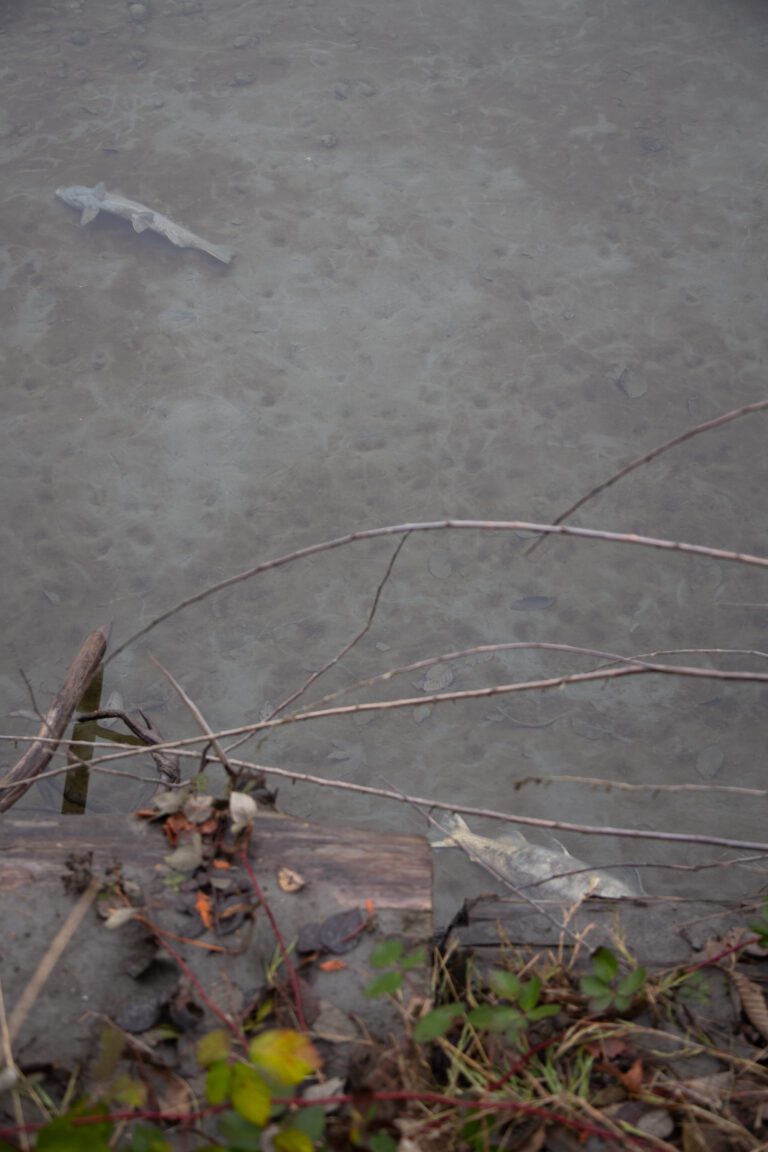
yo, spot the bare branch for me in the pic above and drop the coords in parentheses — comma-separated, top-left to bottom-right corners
(149, 654, 235, 779)
(105, 520, 768, 663)
(228, 533, 410, 755)
(524, 397, 768, 556)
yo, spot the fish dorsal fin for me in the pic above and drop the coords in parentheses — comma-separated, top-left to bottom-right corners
(497, 828, 526, 847)
(80, 206, 99, 225)
(132, 212, 154, 233)
(93, 182, 106, 200)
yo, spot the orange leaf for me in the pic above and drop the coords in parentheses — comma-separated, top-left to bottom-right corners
(195, 889, 214, 930)
(212, 859, 231, 870)
(319, 959, 347, 973)
(617, 1058, 645, 1094)
(365, 899, 375, 917)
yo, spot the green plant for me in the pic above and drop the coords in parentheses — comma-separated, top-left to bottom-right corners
(363, 937, 427, 998)
(579, 947, 647, 1014)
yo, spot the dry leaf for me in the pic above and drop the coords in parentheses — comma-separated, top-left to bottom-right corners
(230, 791, 258, 834)
(195, 890, 214, 931)
(731, 970, 768, 1041)
(278, 866, 306, 893)
(212, 858, 231, 870)
(104, 906, 138, 930)
(617, 1057, 645, 1094)
(318, 959, 347, 973)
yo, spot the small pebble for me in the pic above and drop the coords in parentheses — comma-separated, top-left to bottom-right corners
(319, 133, 338, 148)
(232, 71, 254, 86)
(69, 29, 89, 45)
(232, 34, 252, 48)
(149, 96, 165, 108)
(128, 3, 148, 22)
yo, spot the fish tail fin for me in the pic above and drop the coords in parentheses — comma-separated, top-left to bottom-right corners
(430, 812, 469, 849)
(203, 242, 235, 265)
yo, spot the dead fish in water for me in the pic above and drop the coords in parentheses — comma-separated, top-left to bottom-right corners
(431, 813, 643, 902)
(55, 182, 235, 264)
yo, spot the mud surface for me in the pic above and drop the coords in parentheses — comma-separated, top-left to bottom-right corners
(1, 0, 767, 920)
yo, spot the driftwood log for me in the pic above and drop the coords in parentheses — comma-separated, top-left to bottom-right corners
(0, 625, 109, 812)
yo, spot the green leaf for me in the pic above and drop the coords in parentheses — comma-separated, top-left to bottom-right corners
(126, 1125, 172, 1152)
(591, 947, 618, 984)
(37, 1113, 112, 1152)
(230, 1063, 272, 1125)
(580, 975, 611, 999)
(527, 1003, 559, 1022)
(363, 970, 403, 997)
(399, 946, 428, 971)
(467, 1005, 522, 1034)
(618, 966, 647, 998)
(412, 1003, 465, 1042)
(206, 1060, 232, 1106)
(367, 1135, 398, 1152)
(489, 970, 521, 1002)
(112, 1073, 147, 1108)
(286, 1105, 326, 1141)
(198, 1029, 232, 1067)
(369, 939, 405, 968)
(518, 976, 541, 1014)
(217, 1110, 264, 1152)
(589, 993, 614, 1014)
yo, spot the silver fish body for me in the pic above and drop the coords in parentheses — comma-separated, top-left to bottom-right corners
(431, 814, 643, 902)
(55, 182, 235, 264)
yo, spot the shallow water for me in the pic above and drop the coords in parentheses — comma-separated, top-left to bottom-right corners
(2, 0, 767, 922)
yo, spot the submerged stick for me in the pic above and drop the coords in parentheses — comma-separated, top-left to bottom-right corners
(0, 625, 110, 813)
(524, 398, 768, 557)
(106, 520, 768, 664)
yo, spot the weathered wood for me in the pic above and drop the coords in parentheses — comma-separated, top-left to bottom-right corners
(446, 895, 759, 968)
(0, 811, 432, 1088)
(0, 625, 110, 813)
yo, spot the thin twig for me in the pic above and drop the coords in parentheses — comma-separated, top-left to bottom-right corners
(523, 398, 768, 556)
(0, 976, 25, 1150)
(6, 737, 768, 853)
(228, 533, 410, 756)
(8, 877, 101, 1044)
(18, 669, 42, 721)
(149, 654, 235, 779)
(105, 519, 768, 663)
(238, 838, 308, 1032)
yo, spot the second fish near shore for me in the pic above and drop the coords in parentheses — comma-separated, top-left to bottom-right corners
(431, 813, 644, 902)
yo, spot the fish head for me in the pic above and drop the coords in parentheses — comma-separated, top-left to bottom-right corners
(55, 185, 92, 208)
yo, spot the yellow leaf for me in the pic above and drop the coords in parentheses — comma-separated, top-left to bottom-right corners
(274, 1128, 314, 1152)
(230, 1062, 271, 1125)
(197, 1029, 232, 1067)
(248, 1030, 321, 1087)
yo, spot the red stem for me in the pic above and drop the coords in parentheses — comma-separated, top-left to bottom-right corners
(239, 835, 308, 1032)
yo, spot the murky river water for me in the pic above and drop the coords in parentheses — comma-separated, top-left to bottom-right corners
(2, 0, 767, 922)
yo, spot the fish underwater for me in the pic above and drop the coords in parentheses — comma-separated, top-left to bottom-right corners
(55, 182, 235, 264)
(431, 813, 643, 902)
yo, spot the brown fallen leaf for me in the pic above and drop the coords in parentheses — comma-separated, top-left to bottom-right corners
(278, 866, 306, 893)
(731, 969, 768, 1041)
(195, 889, 214, 931)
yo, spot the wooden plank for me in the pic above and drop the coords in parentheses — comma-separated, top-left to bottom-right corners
(446, 895, 756, 968)
(0, 811, 431, 910)
(0, 812, 432, 1089)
